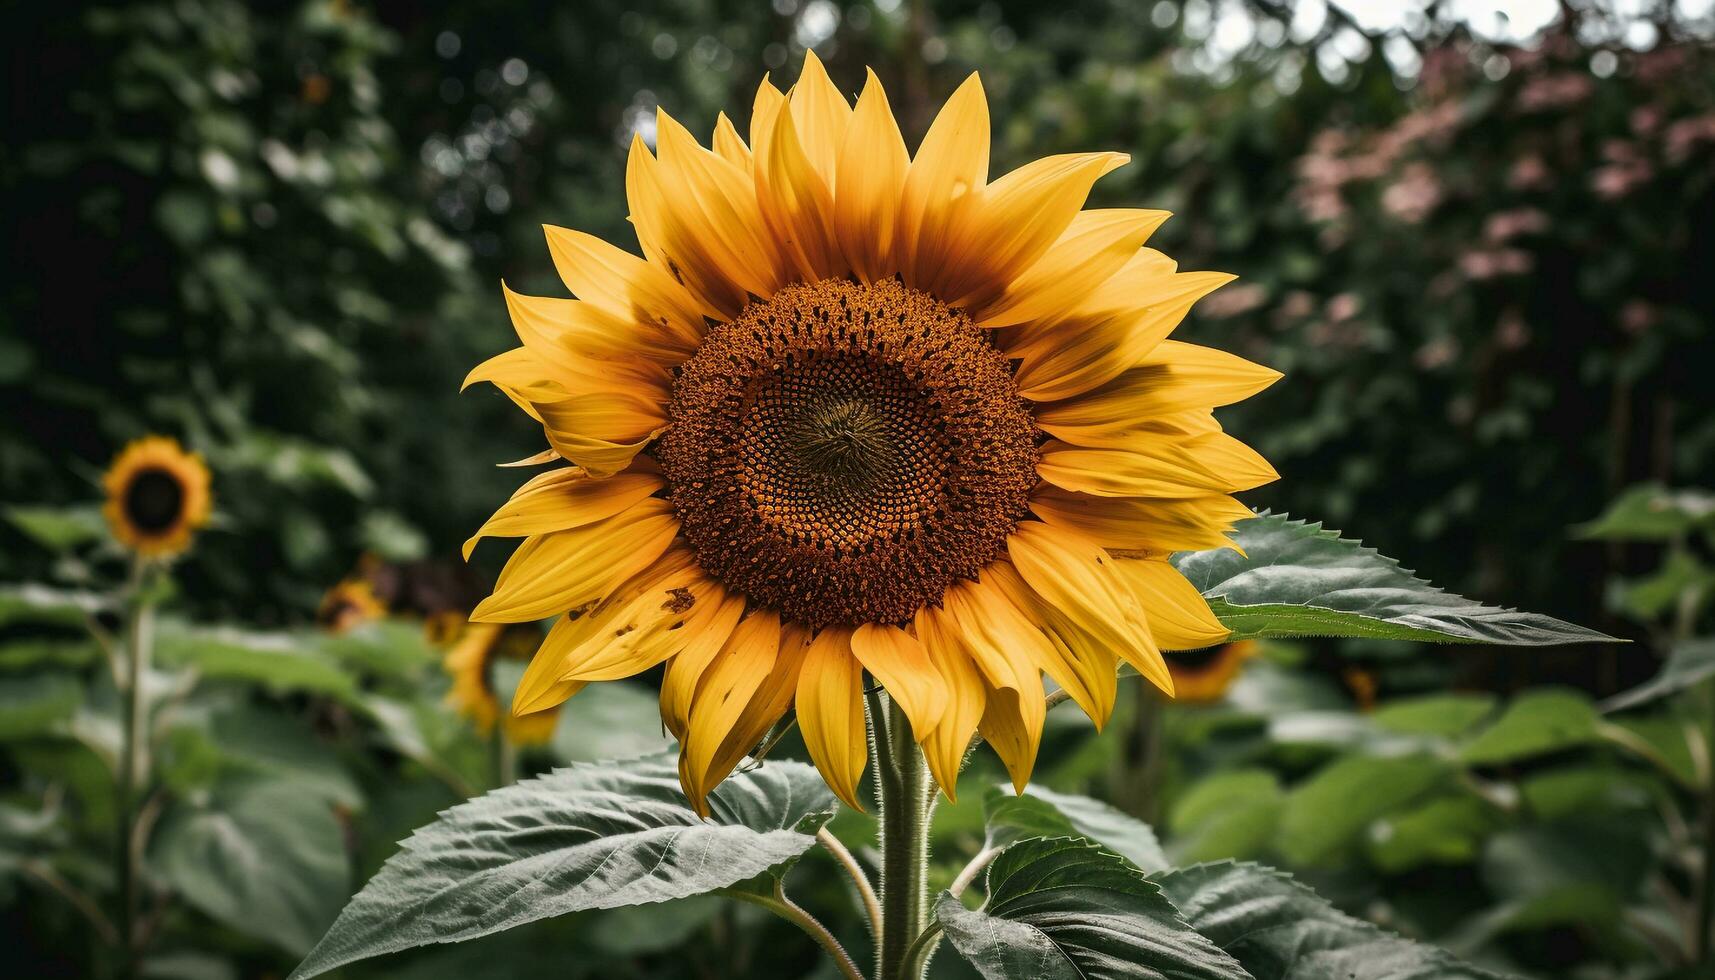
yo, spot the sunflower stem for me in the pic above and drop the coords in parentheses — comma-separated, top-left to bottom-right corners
(115, 558, 155, 977)
(1695, 678, 1715, 964)
(874, 696, 935, 980)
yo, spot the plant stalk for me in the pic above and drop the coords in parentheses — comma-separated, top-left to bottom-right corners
(116, 560, 155, 975)
(1696, 679, 1715, 964)
(874, 696, 936, 980)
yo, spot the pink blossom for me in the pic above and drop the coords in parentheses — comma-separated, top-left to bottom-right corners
(1484, 208, 1548, 243)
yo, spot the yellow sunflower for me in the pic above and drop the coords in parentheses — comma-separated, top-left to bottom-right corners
(318, 577, 388, 633)
(463, 54, 1278, 812)
(444, 621, 561, 745)
(1163, 640, 1258, 704)
(102, 436, 212, 560)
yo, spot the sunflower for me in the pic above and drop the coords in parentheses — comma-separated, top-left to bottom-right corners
(318, 577, 388, 633)
(1163, 640, 1258, 704)
(463, 54, 1279, 812)
(102, 436, 212, 560)
(443, 621, 561, 745)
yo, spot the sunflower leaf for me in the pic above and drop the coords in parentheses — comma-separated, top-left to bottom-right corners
(288, 751, 837, 979)
(984, 785, 1169, 872)
(1172, 511, 1618, 645)
(1152, 860, 1509, 979)
(936, 836, 1250, 980)
(1600, 639, 1715, 712)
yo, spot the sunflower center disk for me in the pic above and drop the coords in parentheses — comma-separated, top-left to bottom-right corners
(660, 279, 1040, 628)
(124, 468, 186, 533)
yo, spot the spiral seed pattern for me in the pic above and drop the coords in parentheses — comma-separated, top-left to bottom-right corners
(659, 278, 1039, 627)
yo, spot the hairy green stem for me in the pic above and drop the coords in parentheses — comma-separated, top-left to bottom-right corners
(1696, 679, 1715, 964)
(818, 826, 882, 942)
(874, 696, 936, 980)
(116, 560, 155, 976)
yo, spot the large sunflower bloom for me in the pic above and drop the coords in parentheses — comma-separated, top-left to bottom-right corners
(102, 436, 212, 560)
(464, 55, 1279, 812)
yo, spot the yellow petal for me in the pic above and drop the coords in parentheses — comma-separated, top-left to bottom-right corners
(463, 466, 662, 560)
(1181, 431, 1279, 493)
(833, 70, 908, 283)
(941, 152, 1130, 307)
(654, 110, 784, 303)
(788, 50, 851, 185)
(679, 610, 781, 813)
(795, 628, 867, 810)
(1038, 407, 1222, 450)
(974, 209, 1171, 327)
(1006, 522, 1173, 696)
(1112, 559, 1230, 651)
(1034, 340, 1283, 428)
(755, 96, 842, 281)
(750, 76, 786, 152)
(849, 623, 946, 741)
(627, 133, 747, 317)
(543, 225, 712, 341)
(911, 603, 987, 801)
(658, 590, 750, 739)
(498, 447, 562, 468)
(1010, 272, 1238, 402)
(1030, 487, 1254, 554)
(981, 563, 1117, 729)
(712, 112, 752, 171)
(696, 624, 810, 811)
(529, 387, 668, 479)
(470, 498, 679, 623)
(1037, 439, 1235, 498)
(548, 563, 731, 687)
(897, 73, 987, 292)
(978, 683, 1043, 794)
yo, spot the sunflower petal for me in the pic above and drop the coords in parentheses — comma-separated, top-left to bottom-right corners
(1006, 522, 1173, 696)
(897, 73, 987, 292)
(470, 498, 679, 623)
(849, 623, 947, 741)
(974, 209, 1171, 327)
(796, 628, 867, 810)
(982, 563, 1116, 729)
(1010, 272, 1238, 402)
(1030, 487, 1254, 554)
(678, 611, 782, 814)
(658, 591, 750, 739)
(978, 682, 1044, 794)
(712, 111, 752, 171)
(788, 50, 851, 185)
(1037, 439, 1234, 498)
(1035, 339, 1283, 430)
(463, 466, 663, 560)
(543, 225, 712, 341)
(654, 110, 784, 304)
(941, 152, 1130, 307)
(834, 69, 908, 283)
(1112, 559, 1230, 651)
(911, 603, 987, 801)
(756, 95, 842, 281)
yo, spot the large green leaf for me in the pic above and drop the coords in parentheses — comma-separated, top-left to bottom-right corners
(1277, 753, 1450, 866)
(153, 620, 358, 703)
(936, 836, 1248, 980)
(1167, 770, 1282, 865)
(0, 584, 107, 629)
(1154, 861, 1505, 979)
(1172, 512, 1616, 645)
(0, 672, 83, 738)
(984, 786, 1169, 872)
(1457, 688, 1599, 765)
(1601, 640, 1715, 712)
(3, 504, 107, 551)
(152, 776, 351, 956)
(288, 752, 837, 979)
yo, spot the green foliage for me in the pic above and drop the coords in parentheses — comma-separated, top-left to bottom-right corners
(983, 786, 1168, 873)
(1154, 862, 1505, 979)
(1457, 688, 1601, 764)
(151, 775, 351, 955)
(1173, 513, 1618, 645)
(936, 837, 1246, 980)
(289, 753, 838, 979)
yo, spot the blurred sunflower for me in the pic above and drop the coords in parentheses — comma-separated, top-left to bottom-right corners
(443, 622, 561, 745)
(1163, 640, 1258, 703)
(463, 54, 1278, 811)
(102, 436, 211, 559)
(318, 577, 387, 633)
